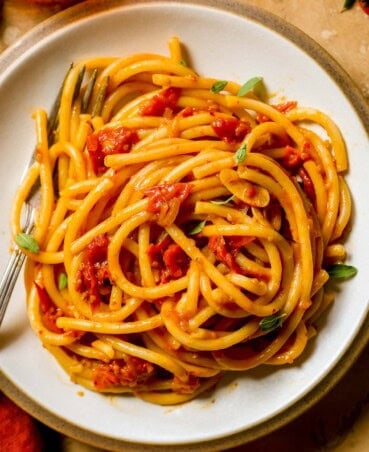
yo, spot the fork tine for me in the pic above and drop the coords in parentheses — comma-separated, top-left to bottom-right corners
(0, 201, 34, 326)
(0, 248, 26, 326)
(23, 202, 35, 234)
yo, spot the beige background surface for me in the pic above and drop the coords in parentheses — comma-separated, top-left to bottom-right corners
(0, 1, 369, 451)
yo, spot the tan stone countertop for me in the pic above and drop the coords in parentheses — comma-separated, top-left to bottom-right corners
(0, 1, 368, 451)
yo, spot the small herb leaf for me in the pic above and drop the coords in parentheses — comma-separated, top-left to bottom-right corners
(211, 195, 235, 205)
(58, 272, 68, 290)
(259, 312, 287, 332)
(179, 59, 188, 67)
(327, 263, 357, 279)
(16, 233, 40, 254)
(341, 0, 356, 11)
(237, 76, 263, 97)
(189, 220, 206, 235)
(211, 80, 228, 94)
(235, 143, 247, 164)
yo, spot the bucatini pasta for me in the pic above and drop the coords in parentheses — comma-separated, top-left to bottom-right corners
(11, 37, 355, 405)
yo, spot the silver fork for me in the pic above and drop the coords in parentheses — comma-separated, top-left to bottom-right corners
(0, 64, 97, 328)
(0, 204, 35, 326)
(0, 73, 65, 328)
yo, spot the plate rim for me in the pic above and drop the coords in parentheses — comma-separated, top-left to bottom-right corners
(1, 0, 369, 450)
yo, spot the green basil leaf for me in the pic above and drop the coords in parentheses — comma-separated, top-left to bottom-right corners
(15, 233, 40, 254)
(327, 263, 357, 279)
(211, 80, 228, 94)
(341, 0, 356, 11)
(58, 272, 68, 290)
(259, 312, 286, 332)
(188, 220, 206, 235)
(211, 195, 235, 205)
(237, 76, 263, 97)
(235, 143, 247, 164)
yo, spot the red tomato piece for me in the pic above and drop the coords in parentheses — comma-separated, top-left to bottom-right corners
(227, 236, 255, 249)
(93, 358, 155, 390)
(274, 101, 298, 113)
(208, 235, 241, 273)
(173, 374, 201, 394)
(359, 1, 369, 14)
(147, 235, 172, 261)
(85, 233, 109, 262)
(212, 117, 251, 144)
(282, 142, 311, 169)
(34, 282, 64, 333)
(283, 145, 302, 168)
(179, 106, 196, 117)
(76, 234, 112, 308)
(148, 236, 190, 283)
(86, 126, 139, 174)
(208, 235, 263, 278)
(162, 243, 190, 280)
(143, 182, 192, 214)
(298, 167, 316, 201)
(140, 87, 181, 116)
(257, 101, 297, 123)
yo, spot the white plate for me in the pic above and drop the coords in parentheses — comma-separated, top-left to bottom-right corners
(1, 1, 369, 450)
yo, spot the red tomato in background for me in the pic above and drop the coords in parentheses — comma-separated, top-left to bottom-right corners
(0, 393, 43, 452)
(359, 0, 369, 14)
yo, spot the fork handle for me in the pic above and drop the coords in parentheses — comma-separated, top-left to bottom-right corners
(0, 250, 26, 327)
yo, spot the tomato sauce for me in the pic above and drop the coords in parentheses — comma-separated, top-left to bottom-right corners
(208, 235, 242, 274)
(93, 357, 155, 390)
(256, 101, 297, 123)
(208, 235, 265, 279)
(148, 236, 190, 283)
(298, 167, 316, 201)
(173, 374, 201, 394)
(76, 234, 112, 308)
(283, 145, 302, 168)
(86, 126, 139, 174)
(144, 182, 192, 213)
(140, 87, 181, 117)
(34, 282, 64, 334)
(211, 117, 251, 144)
(281, 142, 315, 201)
